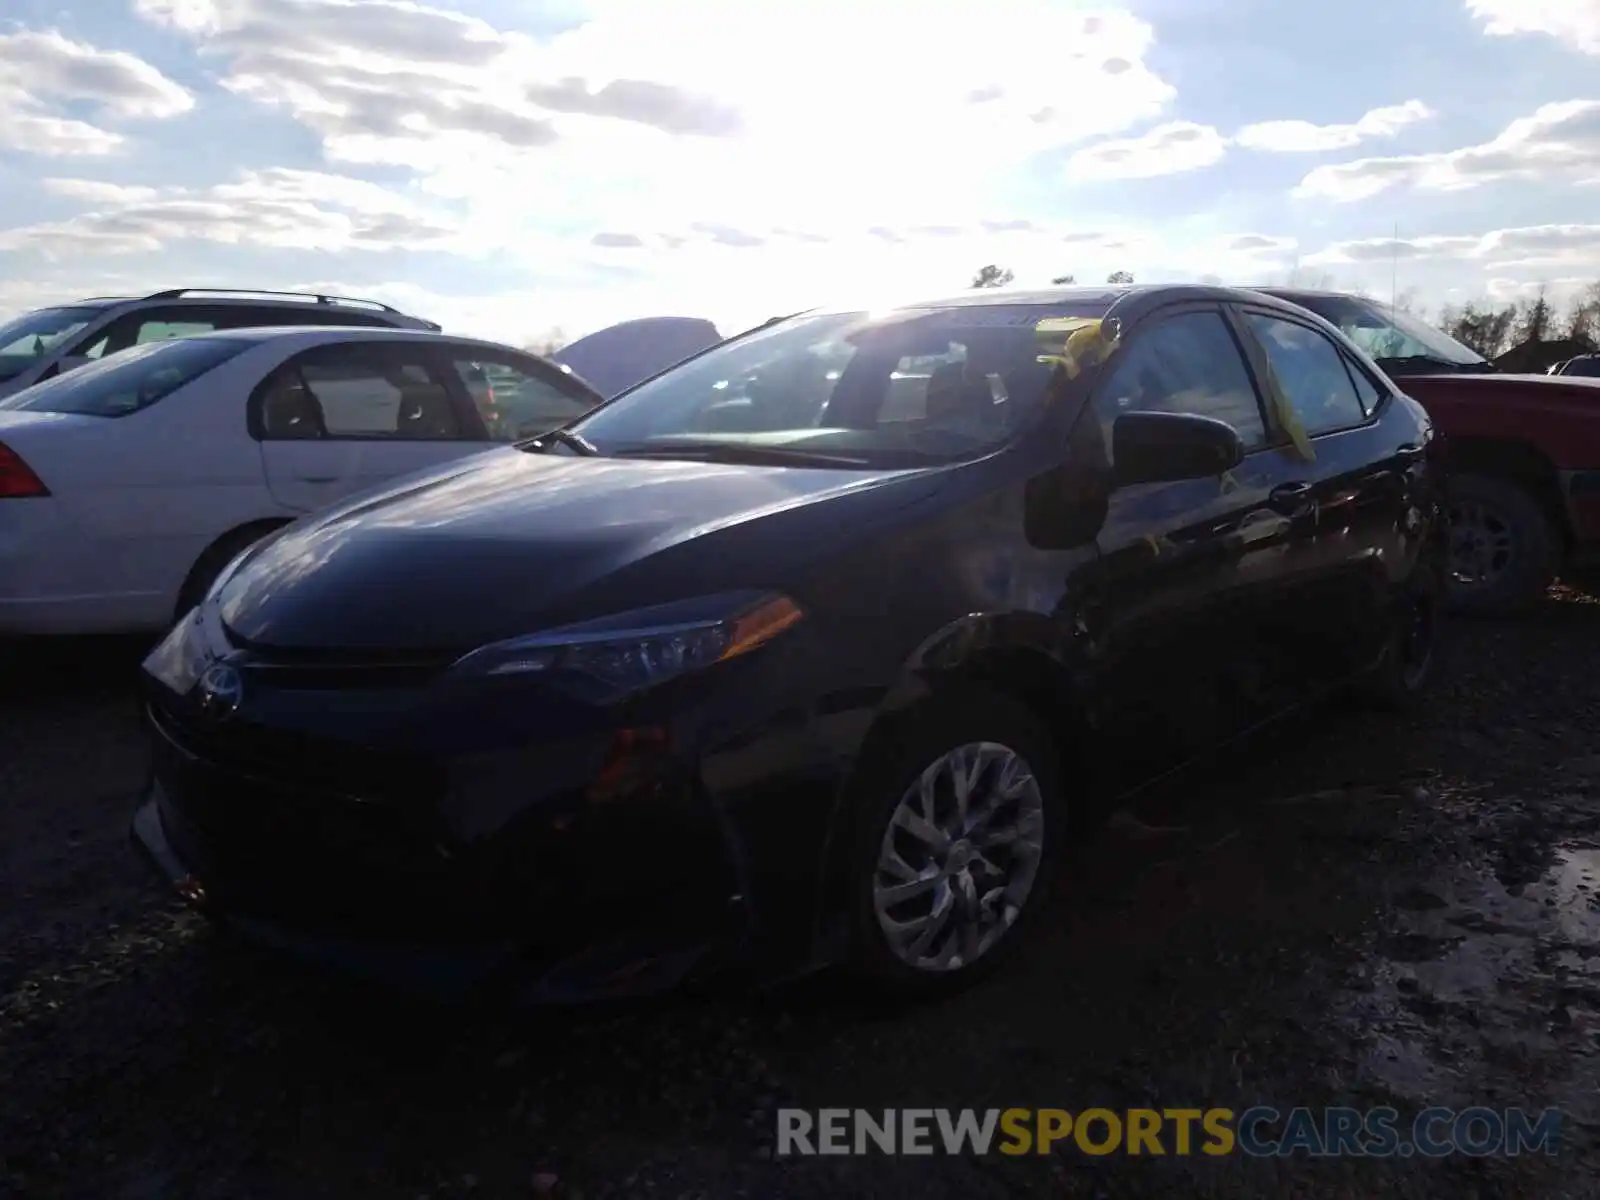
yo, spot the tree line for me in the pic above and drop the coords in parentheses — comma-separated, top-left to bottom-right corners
(1434, 284, 1600, 360)
(970, 266, 1134, 289)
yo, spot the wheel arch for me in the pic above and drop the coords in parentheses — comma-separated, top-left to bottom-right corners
(173, 517, 292, 619)
(808, 611, 1090, 951)
(1442, 436, 1572, 548)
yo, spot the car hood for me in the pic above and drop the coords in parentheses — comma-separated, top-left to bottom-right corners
(1404, 371, 1600, 397)
(217, 446, 944, 653)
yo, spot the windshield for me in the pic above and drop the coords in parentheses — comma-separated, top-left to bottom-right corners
(564, 302, 1114, 467)
(1558, 357, 1600, 378)
(0, 336, 250, 417)
(0, 304, 107, 381)
(1287, 294, 1489, 368)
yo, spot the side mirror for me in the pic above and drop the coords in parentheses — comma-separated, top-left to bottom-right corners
(1112, 411, 1244, 487)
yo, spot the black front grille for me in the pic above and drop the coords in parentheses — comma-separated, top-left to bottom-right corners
(148, 698, 443, 804)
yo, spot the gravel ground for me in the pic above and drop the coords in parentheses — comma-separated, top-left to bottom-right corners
(3, 595, 1599, 1200)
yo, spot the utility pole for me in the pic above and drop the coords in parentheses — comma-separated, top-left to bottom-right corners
(1391, 221, 1399, 316)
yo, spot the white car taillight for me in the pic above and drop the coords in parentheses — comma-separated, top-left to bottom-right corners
(0, 440, 49, 498)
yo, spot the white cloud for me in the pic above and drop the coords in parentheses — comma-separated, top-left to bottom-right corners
(1227, 234, 1300, 256)
(1066, 121, 1229, 181)
(2, 168, 461, 258)
(1294, 100, 1600, 201)
(0, 114, 124, 157)
(1484, 276, 1598, 304)
(1306, 224, 1600, 270)
(1467, 0, 1600, 55)
(131, 0, 1178, 236)
(0, 29, 192, 119)
(1065, 101, 1434, 182)
(1235, 100, 1434, 153)
(0, 29, 193, 156)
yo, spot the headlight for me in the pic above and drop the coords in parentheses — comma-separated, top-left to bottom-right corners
(143, 608, 210, 694)
(447, 591, 804, 694)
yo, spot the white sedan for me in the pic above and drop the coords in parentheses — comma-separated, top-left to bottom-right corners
(0, 325, 602, 636)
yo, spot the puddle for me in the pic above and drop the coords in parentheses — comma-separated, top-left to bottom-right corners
(1548, 847, 1600, 944)
(1334, 844, 1600, 1127)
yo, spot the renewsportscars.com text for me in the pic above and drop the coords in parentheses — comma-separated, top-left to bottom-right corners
(776, 1106, 1562, 1158)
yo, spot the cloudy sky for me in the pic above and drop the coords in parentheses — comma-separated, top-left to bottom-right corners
(0, 0, 1597, 342)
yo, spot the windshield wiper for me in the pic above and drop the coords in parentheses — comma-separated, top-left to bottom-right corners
(1375, 354, 1493, 375)
(518, 427, 597, 456)
(610, 442, 873, 467)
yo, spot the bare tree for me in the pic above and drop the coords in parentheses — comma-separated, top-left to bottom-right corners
(1512, 288, 1553, 346)
(971, 265, 1014, 289)
(1051, 274, 1077, 285)
(1282, 265, 1336, 290)
(1442, 303, 1517, 359)
(1106, 270, 1134, 285)
(1562, 283, 1600, 347)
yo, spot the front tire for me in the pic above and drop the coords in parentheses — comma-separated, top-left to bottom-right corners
(1445, 473, 1558, 616)
(846, 687, 1063, 1000)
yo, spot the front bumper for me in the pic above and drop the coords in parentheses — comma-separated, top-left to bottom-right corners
(132, 683, 750, 1002)
(1560, 470, 1600, 558)
(131, 780, 732, 1003)
(131, 596, 866, 999)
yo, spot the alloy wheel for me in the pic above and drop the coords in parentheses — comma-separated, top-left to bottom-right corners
(1447, 498, 1515, 590)
(871, 741, 1045, 973)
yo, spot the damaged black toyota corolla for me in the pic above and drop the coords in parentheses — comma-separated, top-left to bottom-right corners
(134, 285, 1447, 1002)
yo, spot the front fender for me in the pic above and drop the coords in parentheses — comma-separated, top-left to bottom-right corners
(805, 610, 1092, 963)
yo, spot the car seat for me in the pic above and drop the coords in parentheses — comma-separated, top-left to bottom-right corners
(925, 361, 997, 426)
(396, 381, 458, 438)
(260, 377, 328, 439)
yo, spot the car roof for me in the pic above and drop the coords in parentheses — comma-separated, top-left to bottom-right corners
(1249, 287, 1353, 300)
(180, 325, 536, 356)
(56, 292, 434, 328)
(875, 282, 1321, 321)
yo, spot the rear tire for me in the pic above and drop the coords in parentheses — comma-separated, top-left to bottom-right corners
(846, 686, 1063, 1002)
(1444, 473, 1558, 617)
(173, 525, 281, 625)
(1356, 561, 1443, 712)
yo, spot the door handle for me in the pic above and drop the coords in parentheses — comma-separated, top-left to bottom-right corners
(296, 474, 338, 483)
(1268, 482, 1314, 512)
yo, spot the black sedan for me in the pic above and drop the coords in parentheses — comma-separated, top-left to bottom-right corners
(133, 284, 1446, 1002)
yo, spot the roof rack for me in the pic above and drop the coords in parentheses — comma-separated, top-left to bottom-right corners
(141, 288, 405, 315)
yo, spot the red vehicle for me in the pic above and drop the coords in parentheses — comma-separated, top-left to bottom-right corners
(1260, 289, 1600, 614)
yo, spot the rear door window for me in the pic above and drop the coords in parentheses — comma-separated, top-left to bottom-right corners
(73, 305, 233, 359)
(1244, 314, 1370, 436)
(258, 343, 467, 440)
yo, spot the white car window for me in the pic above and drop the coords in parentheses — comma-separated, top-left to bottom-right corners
(0, 337, 251, 416)
(263, 345, 466, 440)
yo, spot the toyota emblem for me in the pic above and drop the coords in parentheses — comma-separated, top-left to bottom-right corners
(192, 662, 244, 721)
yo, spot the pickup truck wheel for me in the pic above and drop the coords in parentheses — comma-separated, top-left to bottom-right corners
(1445, 474, 1557, 616)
